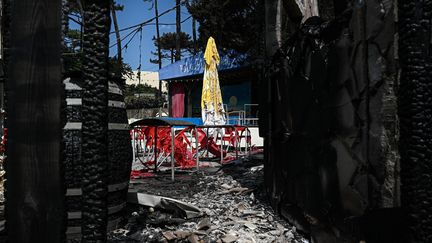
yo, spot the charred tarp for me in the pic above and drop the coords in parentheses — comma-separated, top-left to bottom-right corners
(260, 1, 401, 241)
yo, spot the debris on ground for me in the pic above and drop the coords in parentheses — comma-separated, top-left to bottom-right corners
(127, 192, 202, 219)
(0, 155, 308, 242)
(109, 159, 308, 242)
(0, 156, 4, 206)
(0, 156, 5, 236)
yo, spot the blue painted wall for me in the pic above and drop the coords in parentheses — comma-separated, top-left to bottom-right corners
(191, 82, 251, 117)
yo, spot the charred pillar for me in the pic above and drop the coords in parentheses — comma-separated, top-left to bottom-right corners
(81, 0, 111, 241)
(399, 0, 432, 241)
(5, 0, 64, 242)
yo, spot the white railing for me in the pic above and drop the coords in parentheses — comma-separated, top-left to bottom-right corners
(224, 104, 259, 126)
(227, 110, 245, 125)
(244, 104, 259, 126)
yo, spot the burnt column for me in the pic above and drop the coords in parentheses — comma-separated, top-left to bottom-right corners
(399, 0, 432, 241)
(81, 0, 111, 241)
(5, 0, 64, 242)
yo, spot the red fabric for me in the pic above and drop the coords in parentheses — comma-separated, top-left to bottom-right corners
(130, 125, 242, 173)
(222, 127, 237, 146)
(193, 128, 227, 158)
(173, 131, 195, 167)
(171, 83, 185, 118)
(130, 170, 155, 179)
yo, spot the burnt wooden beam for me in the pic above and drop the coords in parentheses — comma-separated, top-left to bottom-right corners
(5, 0, 64, 242)
(81, 0, 111, 241)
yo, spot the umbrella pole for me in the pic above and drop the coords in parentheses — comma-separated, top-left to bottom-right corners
(171, 126, 175, 181)
(206, 128, 209, 158)
(220, 129, 223, 164)
(189, 127, 193, 158)
(154, 126, 158, 172)
(235, 126, 238, 160)
(132, 129, 136, 164)
(195, 127, 199, 170)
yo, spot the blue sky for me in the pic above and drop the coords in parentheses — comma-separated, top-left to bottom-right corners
(109, 0, 195, 72)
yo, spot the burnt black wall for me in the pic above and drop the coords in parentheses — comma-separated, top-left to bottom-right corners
(261, 0, 400, 241)
(398, 0, 432, 241)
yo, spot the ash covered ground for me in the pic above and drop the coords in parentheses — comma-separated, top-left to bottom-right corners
(0, 156, 308, 242)
(109, 158, 308, 243)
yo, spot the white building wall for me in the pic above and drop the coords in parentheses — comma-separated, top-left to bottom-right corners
(124, 71, 167, 93)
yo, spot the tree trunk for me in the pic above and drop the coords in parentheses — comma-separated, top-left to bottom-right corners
(192, 18, 198, 54)
(171, 48, 174, 63)
(81, 0, 110, 241)
(185, 0, 198, 54)
(175, 0, 181, 61)
(155, 0, 163, 95)
(6, 0, 64, 242)
(111, 0, 122, 63)
(155, 0, 162, 70)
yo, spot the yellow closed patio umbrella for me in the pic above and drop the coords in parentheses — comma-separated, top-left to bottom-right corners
(201, 37, 226, 125)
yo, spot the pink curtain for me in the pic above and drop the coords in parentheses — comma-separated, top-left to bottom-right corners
(171, 83, 185, 118)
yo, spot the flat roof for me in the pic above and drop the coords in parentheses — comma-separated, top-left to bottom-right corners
(158, 51, 249, 81)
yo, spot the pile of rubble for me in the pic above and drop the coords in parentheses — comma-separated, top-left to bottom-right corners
(110, 161, 308, 243)
(0, 155, 5, 237)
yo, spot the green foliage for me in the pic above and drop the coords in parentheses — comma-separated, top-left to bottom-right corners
(151, 32, 193, 64)
(125, 95, 165, 109)
(68, 1, 83, 15)
(69, 0, 123, 12)
(65, 29, 81, 52)
(64, 1, 130, 79)
(124, 84, 163, 109)
(156, 32, 192, 51)
(63, 50, 132, 79)
(109, 58, 133, 79)
(187, 0, 264, 56)
(113, 3, 124, 11)
(67, 0, 123, 25)
(124, 84, 159, 97)
(63, 52, 83, 76)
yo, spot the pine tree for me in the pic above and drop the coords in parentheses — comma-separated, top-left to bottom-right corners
(150, 32, 193, 64)
(187, 0, 265, 55)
